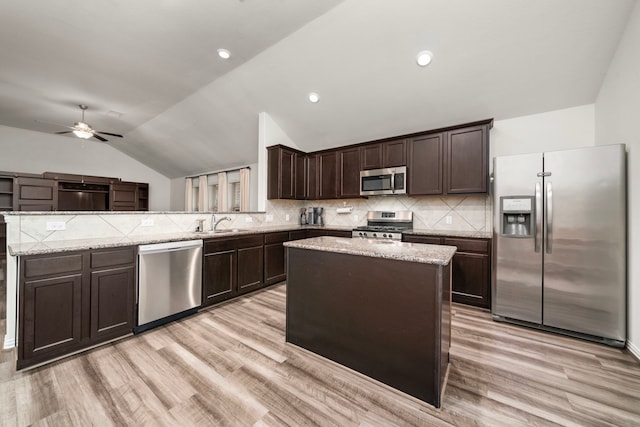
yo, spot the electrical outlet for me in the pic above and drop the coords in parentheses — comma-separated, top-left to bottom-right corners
(265, 214, 274, 222)
(285, 214, 290, 221)
(245, 217, 253, 223)
(445, 215, 453, 225)
(353, 214, 359, 222)
(141, 219, 154, 227)
(46, 221, 66, 231)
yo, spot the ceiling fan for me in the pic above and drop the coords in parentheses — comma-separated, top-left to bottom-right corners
(47, 104, 123, 142)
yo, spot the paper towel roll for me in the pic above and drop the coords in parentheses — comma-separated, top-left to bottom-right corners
(336, 207, 353, 214)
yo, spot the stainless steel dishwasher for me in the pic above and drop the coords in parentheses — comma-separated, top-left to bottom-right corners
(135, 239, 203, 333)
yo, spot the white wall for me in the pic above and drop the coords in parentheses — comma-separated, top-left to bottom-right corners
(0, 125, 171, 210)
(595, 1, 640, 358)
(491, 104, 595, 164)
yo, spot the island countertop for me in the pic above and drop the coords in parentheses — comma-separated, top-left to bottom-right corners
(284, 236, 457, 265)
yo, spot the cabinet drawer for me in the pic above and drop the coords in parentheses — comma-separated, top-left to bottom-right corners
(205, 235, 263, 253)
(403, 234, 442, 245)
(264, 231, 289, 244)
(443, 238, 489, 254)
(23, 253, 84, 278)
(91, 247, 136, 269)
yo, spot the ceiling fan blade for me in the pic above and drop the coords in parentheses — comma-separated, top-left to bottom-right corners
(92, 133, 108, 142)
(55, 131, 73, 135)
(96, 131, 123, 138)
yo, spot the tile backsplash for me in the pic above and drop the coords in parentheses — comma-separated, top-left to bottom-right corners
(6, 195, 491, 245)
(268, 195, 492, 232)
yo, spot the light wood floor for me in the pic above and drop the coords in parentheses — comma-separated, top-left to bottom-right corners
(1, 280, 639, 426)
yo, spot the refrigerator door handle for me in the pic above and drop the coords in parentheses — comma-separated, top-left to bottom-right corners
(545, 181, 553, 253)
(535, 182, 542, 252)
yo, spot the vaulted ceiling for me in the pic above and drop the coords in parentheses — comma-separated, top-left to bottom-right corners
(0, 0, 635, 178)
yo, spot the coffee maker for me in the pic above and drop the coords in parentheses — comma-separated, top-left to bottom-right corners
(307, 207, 324, 226)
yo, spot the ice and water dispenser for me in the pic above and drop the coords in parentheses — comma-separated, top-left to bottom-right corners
(500, 196, 535, 237)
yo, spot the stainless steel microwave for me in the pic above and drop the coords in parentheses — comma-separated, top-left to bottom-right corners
(360, 166, 407, 196)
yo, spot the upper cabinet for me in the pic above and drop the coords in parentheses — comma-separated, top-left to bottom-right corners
(360, 139, 407, 170)
(318, 151, 338, 199)
(13, 177, 58, 211)
(444, 125, 489, 194)
(267, 119, 491, 201)
(338, 147, 361, 198)
(267, 145, 295, 200)
(110, 182, 138, 211)
(408, 133, 443, 195)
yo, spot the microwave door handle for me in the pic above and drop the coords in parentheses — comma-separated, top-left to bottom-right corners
(390, 171, 396, 193)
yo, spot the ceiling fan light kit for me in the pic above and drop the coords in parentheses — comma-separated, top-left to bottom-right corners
(49, 104, 124, 142)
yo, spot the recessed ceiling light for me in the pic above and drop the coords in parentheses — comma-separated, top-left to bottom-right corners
(308, 92, 320, 103)
(217, 48, 231, 59)
(416, 50, 433, 67)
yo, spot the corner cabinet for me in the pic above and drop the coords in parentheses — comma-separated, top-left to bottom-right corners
(402, 234, 491, 309)
(267, 145, 305, 200)
(18, 247, 136, 369)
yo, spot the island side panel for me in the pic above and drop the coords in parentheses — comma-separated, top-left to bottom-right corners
(286, 246, 444, 406)
(439, 262, 452, 407)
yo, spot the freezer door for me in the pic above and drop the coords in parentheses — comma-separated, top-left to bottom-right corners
(542, 145, 626, 341)
(493, 153, 543, 323)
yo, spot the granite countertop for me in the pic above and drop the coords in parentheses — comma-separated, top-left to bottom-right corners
(7, 225, 354, 256)
(284, 236, 457, 266)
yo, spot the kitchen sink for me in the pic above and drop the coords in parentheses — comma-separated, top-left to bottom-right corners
(197, 228, 249, 235)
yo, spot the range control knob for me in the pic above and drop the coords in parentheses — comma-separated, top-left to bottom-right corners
(359, 232, 364, 237)
(372, 233, 377, 238)
(382, 234, 388, 238)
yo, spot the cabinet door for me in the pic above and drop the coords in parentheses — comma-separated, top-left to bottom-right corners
(338, 147, 361, 198)
(264, 242, 286, 285)
(361, 143, 383, 170)
(445, 125, 488, 194)
(237, 245, 264, 294)
(110, 182, 138, 211)
(306, 154, 319, 200)
(13, 177, 58, 211)
(280, 148, 295, 199)
(450, 252, 490, 308)
(325, 229, 353, 238)
(90, 266, 135, 342)
(407, 133, 443, 195)
(294, 153, 306, 200)
(21, 274, 83, 366)
(319, 151, 338, 199)
(267, 146, 281, 200)
(383, 139, 407, 167)
(203, 250, 236, 306)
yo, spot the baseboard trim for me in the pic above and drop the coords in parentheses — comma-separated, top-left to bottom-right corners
(627, 340, 640, 362)
(3, 335, 16, 350)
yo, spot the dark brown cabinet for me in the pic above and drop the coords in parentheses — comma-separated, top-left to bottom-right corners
(267, 145, 299, 200)
(318, 151, 338, 199)
(13, 177, 58, 211)
(383, 139, 407, 167)
(264, 231, 289, 285)
(110, 182, 138, 211)
(402, 234, 491, 309)
(306, 154, 319, 200)
(18, 247, 136, 369)
(408, 133, 444, 195)
(338, 147, 361, 198)
(203, 235, 264, 306)
(443, 237, 491, 308)
(361, 143, 383, 170)
(0, 174, 14, 211)
(137, 183, 149, 211)
(294, 153, 306, 200)
(444, 125, 489, 194)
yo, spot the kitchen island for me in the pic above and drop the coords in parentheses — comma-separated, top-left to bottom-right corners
(284, 236, 456, 408)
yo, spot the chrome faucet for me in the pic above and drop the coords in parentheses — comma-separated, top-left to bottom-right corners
(211, 214, 232, 231)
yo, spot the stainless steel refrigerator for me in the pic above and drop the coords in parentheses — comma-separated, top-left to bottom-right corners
(492, 144, 626, 346)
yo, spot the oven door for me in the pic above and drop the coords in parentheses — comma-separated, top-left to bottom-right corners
(360, 167, 406, 196)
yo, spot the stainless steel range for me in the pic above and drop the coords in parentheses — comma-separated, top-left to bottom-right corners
(352, 211, 413, 240)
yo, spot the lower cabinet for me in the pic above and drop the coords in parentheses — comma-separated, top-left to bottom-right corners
(202, 235, 264, 306)
(402, 234, 491, 309)
(18, 247, 136, 369)
(264, 232, 289, 286)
